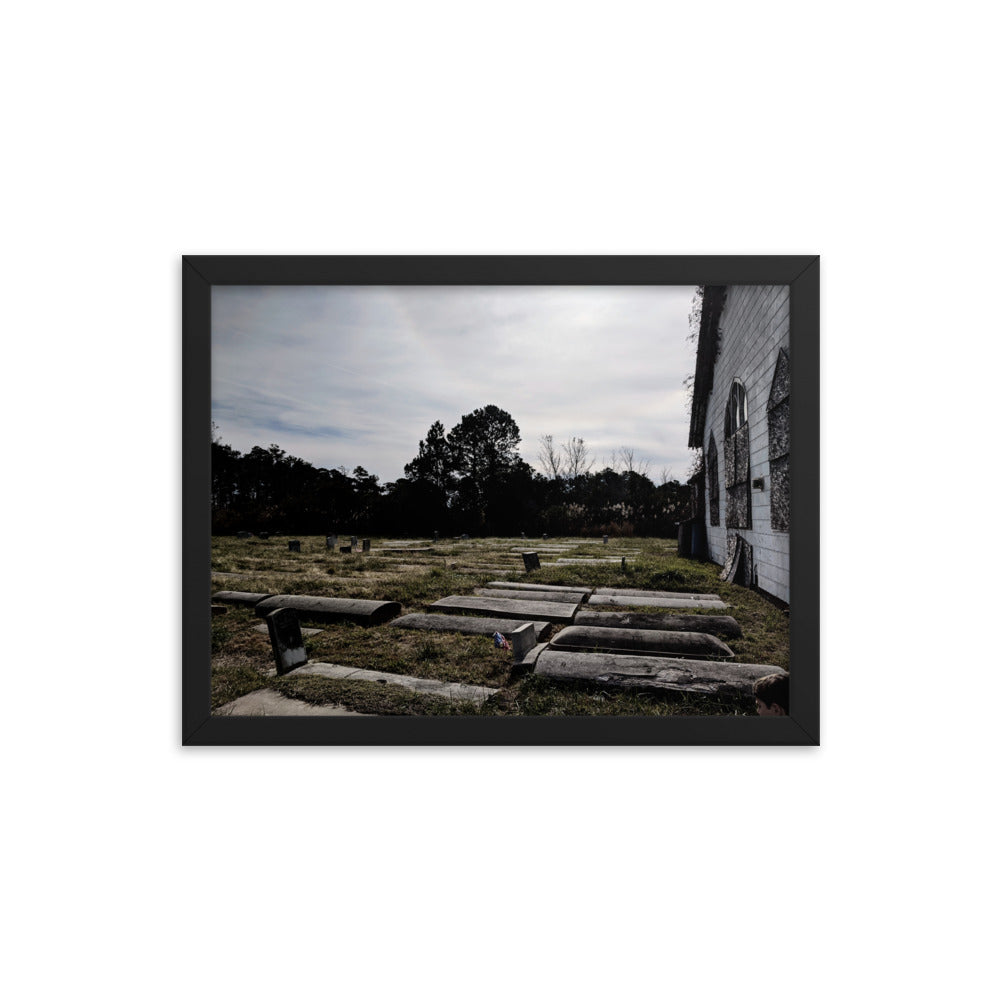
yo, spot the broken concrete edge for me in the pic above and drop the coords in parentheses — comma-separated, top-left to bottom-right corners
(517, 640, 548, 671)
(290, 661, 498, 704)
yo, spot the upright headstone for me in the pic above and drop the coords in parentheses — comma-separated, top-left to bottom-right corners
(362, 539, 370, 552)
(340, 545, 352, 554)
(326, 535, 338, 549)
(521, 532, 526, 539)
(621, 557, 626, 571)
(265, 608, 308, 675)
(462, 533, 469, 540)
(433, 531, 439, 541)
(509, 622, 537, 662)
(522, 551, 541, 572)
(603, 535, 608, 545)
(350, 536, 358, 548)
(542, 533, 548, 540)
(288, 540, 301, 552)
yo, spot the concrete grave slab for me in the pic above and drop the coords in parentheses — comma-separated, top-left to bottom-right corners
(254, 595, 402, 626)
(587, 595, 728, 610)
(254, 624, 323, 637)
(534, 650, 784, 697)
(212, 591, 274, 608)
(593, 587, 722, 601)
(548, 625, 734, 659)
(392, 613, 552, 641)
(214, 689, 371, 716)
(474, 587, 587, 605)
(289, 662, 498, 704)
(573, 610, 742, 639)
(429, 595, 578, 624)
(486, 581, 594, 594)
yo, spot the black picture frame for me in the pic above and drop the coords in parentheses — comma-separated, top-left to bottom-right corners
(183, 255, 819, 746)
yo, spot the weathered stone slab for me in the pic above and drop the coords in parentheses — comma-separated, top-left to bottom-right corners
(593, 587, 722, 601)
(254, 595, 402, 626)
(265, 608, 308, 674)
(548, 625, 733, 659)
(486, 581, 594, 594)
(392, 613, 552, 641)
(474, 588, 586, 605)
(212, 591, 274, 608)
(589, 595, 728, 610)
(214, 689, 370, 717)
(379, 546, 433, 552)
(290, 662, 498, 704)
(573, 610, 743, 639)
(534, 650, 784, 697)
(254, 624, 323, 637)
(429, 595, 577, 624)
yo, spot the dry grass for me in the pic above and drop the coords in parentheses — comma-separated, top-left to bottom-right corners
(210, 535, 789, 716)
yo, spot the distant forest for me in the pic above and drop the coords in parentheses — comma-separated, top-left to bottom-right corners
(212, 405, 690, 537)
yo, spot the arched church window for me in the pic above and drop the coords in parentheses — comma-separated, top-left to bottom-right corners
(768, 349, 790, 532)
(723, 379, 751, 529)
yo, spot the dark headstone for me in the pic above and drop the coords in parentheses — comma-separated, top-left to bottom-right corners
(350, 536, 358, 547)
(621, 557, 626, 571)
(340, 546, 352, 554)
(461, 533, 469, 540)
(288, 540, 301, 552)
(603, 535, 608, 544)
(522, 551, 541, 572)
(362, 539, 371, 552)
(211, 604, 229, 616)
(265, 608, 308, 675)
(433, 531, 439, 541)
(542, 533, 548, 540)
(326, 535, 338, 548)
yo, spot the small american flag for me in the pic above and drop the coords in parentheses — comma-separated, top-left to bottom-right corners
(493, 631, 511, 651)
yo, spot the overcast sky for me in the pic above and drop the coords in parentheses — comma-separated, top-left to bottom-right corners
(212, 285, 698, 484)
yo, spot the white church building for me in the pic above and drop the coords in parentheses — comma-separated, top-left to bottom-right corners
(685, 285, 790, 605)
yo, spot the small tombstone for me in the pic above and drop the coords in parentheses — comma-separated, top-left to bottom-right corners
(288, 540, 301, 552)
(433, 531, 439, 541)
(509, 622, 536, 662)
(340, 545, 352, 554)
(542, 533, 548, 540)
(265, 608, 308, 675)
(522, 551, 541, 572)
(326, 535, 338, 548)
(462, 533, 469, 540)
(362, 539, 370, 552)
(621, 557, 627, 571)
(351, 536, 358, 547)
(603, 535, 608, 545)
(521, 532, 526, 539)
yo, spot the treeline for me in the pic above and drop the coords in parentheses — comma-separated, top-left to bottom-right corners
(212, 405, 689, 537)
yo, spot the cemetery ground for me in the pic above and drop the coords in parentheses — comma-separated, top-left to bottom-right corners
(210, 535, 790, 717)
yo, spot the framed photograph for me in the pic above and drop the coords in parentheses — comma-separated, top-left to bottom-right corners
(184, 256, 819, 746)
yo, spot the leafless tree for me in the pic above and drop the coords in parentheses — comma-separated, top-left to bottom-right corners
(562, 436, 594, 479)
(537, 434, 563, 479)
(614, 446, 650, 478)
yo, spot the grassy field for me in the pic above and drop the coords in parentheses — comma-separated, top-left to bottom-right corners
(210, 535, 789, 716)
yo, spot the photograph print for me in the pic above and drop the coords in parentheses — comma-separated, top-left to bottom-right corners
(184, 256, 818, 746)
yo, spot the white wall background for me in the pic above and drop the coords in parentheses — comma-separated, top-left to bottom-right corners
(3, 3, 995, 999)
